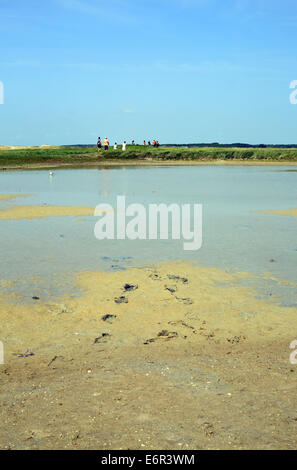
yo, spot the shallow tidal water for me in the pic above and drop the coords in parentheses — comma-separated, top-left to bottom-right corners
(0, 165, 296, 303)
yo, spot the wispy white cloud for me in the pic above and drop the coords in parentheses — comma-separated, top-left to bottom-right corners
(0, 57, 280, 76)
(174, 0, 214, 6)
(279, 16, 297, 27)
(51, 59, 269, 75)
(153, 0, 214, 7)
(0, 60, 41, 67)
(151, 60, 263, 74)
(54, 0, 139, 24)
(55, 0, 100, 15)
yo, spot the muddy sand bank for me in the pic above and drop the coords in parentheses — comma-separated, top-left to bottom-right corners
(1, 260, 297, 450)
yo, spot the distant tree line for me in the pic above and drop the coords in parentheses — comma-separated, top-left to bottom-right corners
(162, 143, 297, 149)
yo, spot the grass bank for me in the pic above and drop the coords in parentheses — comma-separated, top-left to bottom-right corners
(1, 145, 297, 168)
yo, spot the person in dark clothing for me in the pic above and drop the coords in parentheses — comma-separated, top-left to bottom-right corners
(97, 137, 102, 151)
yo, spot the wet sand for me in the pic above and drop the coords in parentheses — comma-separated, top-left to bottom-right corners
(1, 261, 297, 449)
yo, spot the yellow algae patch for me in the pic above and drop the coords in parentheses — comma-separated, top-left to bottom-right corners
(0, 279, 15, 289)
(0, 194, 30, 202)
(260, 208, 297, 217)
(0, 204, 96, 220)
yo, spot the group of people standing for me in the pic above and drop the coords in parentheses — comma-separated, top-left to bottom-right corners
(96, 137, 112, 151)
(142, 140, 160, 147)
(97, 137, 159, 152)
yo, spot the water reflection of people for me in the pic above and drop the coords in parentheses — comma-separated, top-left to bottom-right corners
(102, 167, 110, 197)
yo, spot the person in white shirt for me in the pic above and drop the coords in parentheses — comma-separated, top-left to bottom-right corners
(114, 142, 118, 150)
(122, 141, 127, 151)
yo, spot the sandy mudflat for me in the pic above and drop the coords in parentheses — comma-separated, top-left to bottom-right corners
(0, 194, 114, 220)
(0, 204, 95, 220)
(260, 208, 297, 217)
(0, 260, 297, 450)
(0, 146, 60, 150)
(0, 194, 30, 202)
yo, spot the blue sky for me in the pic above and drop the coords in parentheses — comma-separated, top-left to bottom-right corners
(1, 0, 297, 145)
